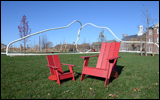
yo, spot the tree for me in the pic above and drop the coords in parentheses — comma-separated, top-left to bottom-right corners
(41, 33, 48, 52)
(41, 33, 53, 52)
(46, 42, 53, 50)
(81, 43, 90, 52)
(18, 15, 31, 53)
(81, 37, 90, 52)
(98, 29, 106, 42)
(97, 29, 106, 51)
(137, 25, 144, 56)
(138, 35, 143, 56)
(141, 4, 157, 56)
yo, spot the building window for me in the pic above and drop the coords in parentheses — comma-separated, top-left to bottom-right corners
(157, 37, 159, 43)
(157, 28, 159, 34)
(149, 47, 152, 52)
(149, 38, 152, 42)
(149, 30, 152, 35)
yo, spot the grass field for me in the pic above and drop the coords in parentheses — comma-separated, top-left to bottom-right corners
(1, 53, 159, 99)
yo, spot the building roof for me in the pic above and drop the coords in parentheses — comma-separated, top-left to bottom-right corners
(1, 43, 7, 47)
(147, 22, 159, 29)
(122, 33, 146, 41)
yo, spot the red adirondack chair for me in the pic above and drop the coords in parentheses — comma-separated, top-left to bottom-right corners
(80, 42, 121, 87)
(46, 55, 75, 85)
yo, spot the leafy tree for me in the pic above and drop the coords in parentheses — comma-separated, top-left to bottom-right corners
(18, 15, 31, 53)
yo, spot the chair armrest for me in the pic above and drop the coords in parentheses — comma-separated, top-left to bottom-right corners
(107, 56, 121, 60)
(80, 55, 99, 58)
(61, 63, 76, 67)
(46, 65, 59, 69)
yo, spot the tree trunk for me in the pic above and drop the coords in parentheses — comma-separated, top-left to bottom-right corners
(152, 31, 155, 56)
(20, 44, 22, 53)
(140, 45, 142, 56)
(140, 37, 142, 56)
(145, 36, 148, 56)
(24, 38, 26, 53)
(24, 42, 26, 54)
(152, 43, 155, 56)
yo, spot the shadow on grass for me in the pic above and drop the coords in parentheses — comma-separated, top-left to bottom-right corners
(80, 65, 124, 84)
(110, 65, 124, 83)
(116, 65, 124, 76)
(57, 71, 82, 85)
(56, 65, 124, 85)
(62, 70, 81, 80)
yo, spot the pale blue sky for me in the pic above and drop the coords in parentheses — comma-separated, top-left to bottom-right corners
(1, 1, 159, 47)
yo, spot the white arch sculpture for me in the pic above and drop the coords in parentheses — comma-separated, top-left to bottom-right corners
(6, 20, 82, 56)
(80, 23, 159, 53)
(5, 20, 159, 56)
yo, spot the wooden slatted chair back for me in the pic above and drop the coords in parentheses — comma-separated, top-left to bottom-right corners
(46, 55, 63, 74)
(96, 42, 121, 69)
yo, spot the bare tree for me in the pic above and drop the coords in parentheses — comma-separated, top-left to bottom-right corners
(33, 39, 36, 51)
(35, 44, 39, 53)
(81, 37, 90, 52)
(41, 33, 53, 52)
(39, 36, 41, 52)
(20, 44, 23, 53)
(97, 29, 106, 51)
(137, 25, 144, 56)
(1, 40, 4, 51)
(46, 42, 53, 50)
(68, 44, 76, 52)
(41, 33, 48, 52)
(98, 29, 106, 42)
(139, 35, 143, 56)
(18, 15, 31, 53)
(141, 4, 157, 56)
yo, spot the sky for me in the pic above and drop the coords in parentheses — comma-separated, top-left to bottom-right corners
(1, 1, 159, 48)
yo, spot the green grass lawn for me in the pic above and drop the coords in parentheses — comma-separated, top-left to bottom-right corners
(1, 53, 159, 99)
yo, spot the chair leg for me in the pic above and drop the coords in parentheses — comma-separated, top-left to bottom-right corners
(55, 70, 61, 86)
(104, 78, 109, 87)
(57, 79, 61, 86)
(69, 66, 75, 81)
(72, 75, 75, 81)
(80, 73, 85, 81)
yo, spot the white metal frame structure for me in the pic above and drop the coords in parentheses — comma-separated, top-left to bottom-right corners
(80, 23, 159, 53)
(5, 20, 159, 56)
(6, 20, 82, 56)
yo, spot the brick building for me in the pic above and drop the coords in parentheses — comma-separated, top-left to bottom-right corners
(146, 22, 159, 53)
(120, 33, 146, 52)
(120, 22, 159, 54)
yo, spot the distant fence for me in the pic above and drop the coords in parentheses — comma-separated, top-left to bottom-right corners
(1, 50, 159, 55)
(119, 50, 159, 54)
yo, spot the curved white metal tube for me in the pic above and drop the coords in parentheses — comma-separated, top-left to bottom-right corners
(74, 26, 82, 52)
(81, 23, 122, 41)
(6, 52, 100, 56)
(75, 23, 122, 52)
(6, 20, 159, 56)
(78, 23, 159, 52)
(78, 23, 122, 53)
(154, 43, 159, 48)
(6, 20, 82, 56)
